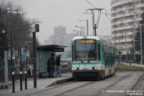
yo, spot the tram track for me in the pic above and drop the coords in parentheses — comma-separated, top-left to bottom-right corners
(10, 72, 142, 96)
(126, 73, 144, 96)
(10, 80, 75, 96)
(96, 72, 144, 96)
(96, 72, 133, 96)
(52, 73, 133, 96)
(28, 81, 76, 96)
(54, 81, 95, 96)
(31, 72, 132, 96)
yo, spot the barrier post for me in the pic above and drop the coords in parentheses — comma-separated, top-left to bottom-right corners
(12, 72, 15, 93)
(24, 70, 27, 89)
(20, 71, 23, 91)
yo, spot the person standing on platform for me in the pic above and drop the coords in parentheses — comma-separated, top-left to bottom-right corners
(56, 55, 61, 77)
(47, 53, 55, 78)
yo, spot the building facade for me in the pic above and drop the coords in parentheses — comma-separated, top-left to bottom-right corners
(45, 26, 77, 46)
(111, 0, 144, 55)
(44, 26, 77, 58)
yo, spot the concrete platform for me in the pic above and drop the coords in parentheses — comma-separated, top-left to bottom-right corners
(0, 72, 72, 95)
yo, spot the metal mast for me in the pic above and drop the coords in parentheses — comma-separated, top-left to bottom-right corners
(87, 8, 103, 36)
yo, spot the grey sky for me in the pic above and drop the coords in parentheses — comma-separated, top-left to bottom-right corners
(13, 0, 111, 43)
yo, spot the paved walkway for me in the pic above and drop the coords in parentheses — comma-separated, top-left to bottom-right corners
(121, 62, 144, 67)
(0, 72, 71, 95)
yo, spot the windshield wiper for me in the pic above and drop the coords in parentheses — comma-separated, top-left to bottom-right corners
(80, 59, 83, 63)
(87, 59, 90, 63)
(78, 58, 83, 63)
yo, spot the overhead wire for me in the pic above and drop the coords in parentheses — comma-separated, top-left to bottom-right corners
(86, 0, 111, 22)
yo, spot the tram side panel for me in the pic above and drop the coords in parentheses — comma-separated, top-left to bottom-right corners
(103, 45, 116, 77)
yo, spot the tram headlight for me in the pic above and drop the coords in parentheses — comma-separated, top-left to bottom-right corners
(74, 67, 79, 70)
(92, 67, 97, 70)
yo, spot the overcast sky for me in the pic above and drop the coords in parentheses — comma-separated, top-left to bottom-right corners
(12, 0, 111, 43)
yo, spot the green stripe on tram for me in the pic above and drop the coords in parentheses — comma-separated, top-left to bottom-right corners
(72, 61, 103, 65)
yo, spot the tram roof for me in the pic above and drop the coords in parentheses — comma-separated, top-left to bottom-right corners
(72, 36, 101, 41)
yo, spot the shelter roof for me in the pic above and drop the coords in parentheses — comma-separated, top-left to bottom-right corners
(37, 45, 66, 52)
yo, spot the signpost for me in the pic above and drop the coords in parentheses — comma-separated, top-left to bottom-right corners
(33, 24, 39, 88)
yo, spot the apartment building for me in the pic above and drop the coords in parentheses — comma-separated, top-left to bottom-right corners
(112, 0, 144, 55)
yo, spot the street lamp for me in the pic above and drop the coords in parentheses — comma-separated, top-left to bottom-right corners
(2, 30, 6, 34)
(6, 7, 23, 73)
(75, 26, 84, 36)
(140, 24, 143, 64)
(78, 20, 89, 35)
(1, 29, 8, 89)
(73, 30, 80, 36)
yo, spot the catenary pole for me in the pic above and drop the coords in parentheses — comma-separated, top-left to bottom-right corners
(33, 31, 37, 88)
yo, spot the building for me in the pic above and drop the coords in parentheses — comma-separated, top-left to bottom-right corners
(44, 26, 77, 58)
(45, 26, 76, 46)
(45, 26, 66, 45)
(100, 35, 112, 43)
(111, 0, 144, 56)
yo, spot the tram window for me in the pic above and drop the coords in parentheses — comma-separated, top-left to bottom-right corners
(98, 44, 101, 61)
(72, 44, 74, 61)
(107, 53, 109, 66)
(110, 53, 112, 67)
(112, 54, 115, 65)
(112, 54, 113, 66)
(104, 53, 106, 65)
(74, 40, 97, 61)
(108, 53, 110, 66)
(97, 44, 100, 60)
(106, 52, 108, 66)
(109, 53, 111, 67)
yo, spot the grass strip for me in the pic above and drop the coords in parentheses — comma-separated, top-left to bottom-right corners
(116, 64, 144, 72)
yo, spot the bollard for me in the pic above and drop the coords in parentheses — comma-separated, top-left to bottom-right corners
(20, 71, 23, 91)
(129, 61, 131, 67)
(24, 70, 27, 90)
(12, 72, 15, 93)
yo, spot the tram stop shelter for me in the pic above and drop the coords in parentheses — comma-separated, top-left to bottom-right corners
(36, 45, 65, 78)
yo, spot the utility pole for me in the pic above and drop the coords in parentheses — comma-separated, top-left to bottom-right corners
(4, 51, 8, 88)
(86, 20, 88, 35)
(132, 0, 138, 62)
(8, 7, 14, 73)
(140, 24, 143, 64)
(73, 30, 80, 36)
(33, 31, 37, 88)
(1, 29, 8, 88)
(75, 26, 84, 36)
(87, 8, 103, 36)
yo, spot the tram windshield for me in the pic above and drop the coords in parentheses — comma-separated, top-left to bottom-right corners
(73, 39, 99, 61)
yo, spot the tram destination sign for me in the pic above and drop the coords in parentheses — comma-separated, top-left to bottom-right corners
(76, 40, 96, 43)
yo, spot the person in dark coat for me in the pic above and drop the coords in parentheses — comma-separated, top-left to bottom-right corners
(28, 68, 31, 78)
(47, 53, 55, 78)
(56, 55, 61, 77)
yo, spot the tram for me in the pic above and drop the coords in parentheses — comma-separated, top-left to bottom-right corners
(71, 36, 116, 79)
